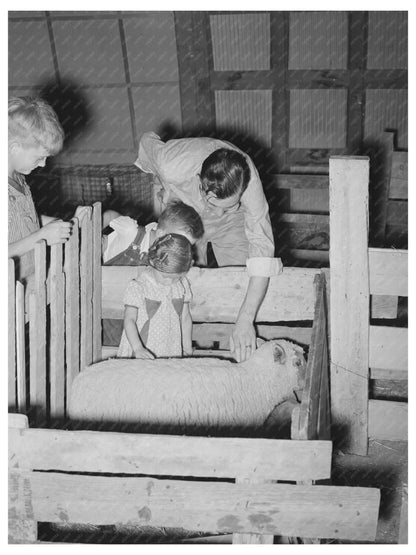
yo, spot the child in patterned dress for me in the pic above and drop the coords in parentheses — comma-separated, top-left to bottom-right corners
(117, 233, 194, 359)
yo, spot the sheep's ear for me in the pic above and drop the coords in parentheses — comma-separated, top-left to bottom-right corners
(273, 343, 286, 364)
(256, 337, 265, 348)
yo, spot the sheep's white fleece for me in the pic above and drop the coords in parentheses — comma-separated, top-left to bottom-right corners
(69, 340, 305, 428)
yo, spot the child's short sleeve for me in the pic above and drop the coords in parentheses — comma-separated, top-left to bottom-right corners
(181, 277, 192, 303)
(123, 279, 144, 307)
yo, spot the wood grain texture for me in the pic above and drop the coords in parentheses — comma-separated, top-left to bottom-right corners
(369, 248, 407, 296)
(79, 207, 93, 370)
(50, 244, 65, 419)
(92, 203, 102, 362)
(369, 326, 407, 371)
(8, 260, 16, 409)
(8, 427, 332, 481)
(368, 400, 407, 441)
(102, 265, 320, 322)
(329, 157, 370, 455)
(64, 219, 80, 390)
(15, 281, 26, 414)
(9, 470, 380, 541)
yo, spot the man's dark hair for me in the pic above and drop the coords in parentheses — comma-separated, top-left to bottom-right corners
(199, 148, 251, 199)
(158, 200, 204, 240)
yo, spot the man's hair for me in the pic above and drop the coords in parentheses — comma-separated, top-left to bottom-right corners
(200, 148, 251, 199)
(8, 96, 64, 155)
(148, 233, 193, 274)
(158, 200, 204, 240)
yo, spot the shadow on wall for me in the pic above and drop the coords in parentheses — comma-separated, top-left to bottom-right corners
(27, 79, 93, 217)
(38, 78, 93, 149)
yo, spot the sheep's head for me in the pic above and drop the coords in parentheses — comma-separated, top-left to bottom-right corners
(254, 339, 307, 397)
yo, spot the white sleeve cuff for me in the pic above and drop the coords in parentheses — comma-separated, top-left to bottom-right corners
(246, 257, 283, 277)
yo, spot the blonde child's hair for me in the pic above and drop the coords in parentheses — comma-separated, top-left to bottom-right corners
(8, 96, 64, 155)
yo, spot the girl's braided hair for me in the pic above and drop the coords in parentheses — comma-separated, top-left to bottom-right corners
(146, 233, 193, 274)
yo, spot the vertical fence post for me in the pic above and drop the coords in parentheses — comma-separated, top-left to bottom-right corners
(79, 207, 93, 370)
(50, 243, 65, 420)
(64, 218, 80, 403)
(15, 281, 26, 414)
(329, 156, 370, 455)
(92, 202, 102, 362)
(30, 241, 47, 426)
(8, 260, 16, 410)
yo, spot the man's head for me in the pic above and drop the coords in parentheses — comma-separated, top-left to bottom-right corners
(8, 96, 64, 175)
(198, 148, 250, 216)
(156, 200, 204, 245)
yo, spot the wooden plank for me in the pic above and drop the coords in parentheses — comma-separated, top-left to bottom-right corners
(290, 249, 329, 263)
(387, 201, 408, 225)
(279, 213, 329, 225)
(8, 260, 16, 409)
(192, 323, 313, 350)
(233, 476, 273, 545)
(371, 295, 398, 319)
(9, 470, 380, 541)
(92, 202, 102, 363)
(31, 241, 47, 425)
(368, 400, 407, 441)
(79, 207, 93, 370)
(8, 519, 37, 544)
(15, 281, 26, 414)
(8, 413, 28, 429)
(369, 248, 407, 296)
(370, 132, 394, 246)
(391, 151, 408, 180)
(369, 326, 407, 371)
(329, 156, 370, 455)
(64, 218, 80, 390)
(102, 266, 320, 322)
(8, 427, 332, 481)
(49, 244, 65, 420)
(389, 178, 407, 199)
(268, 174, 329, 190)
(297, 275, 330, 441)
(398, 485, 408, 544)
(370, 368, 407, 381)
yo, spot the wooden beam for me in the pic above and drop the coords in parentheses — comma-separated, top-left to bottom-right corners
(368, 400, 407, 441)
(398, 485, 408, 544)
(64, 219, 80, 391)
(49, 244, 65, 420)
(9, 470, 380, 541)
(267, 174, 329, 190)
(102, 266, 320, 322)
(79, 207, 93, 370)
(390, 151, 407, 199)
(31, 242, 47, 425)
(15, 281, 26, 414)
(192, 323, 313, 350)
(370, 368, 407, 381)
(92, 203, 102, 363)
(369, 248, 407, 296)
(8, 260, 16, 410)
(329, 156, 370, 455)
(371, 295, 398, 319)
(8, 427, 332, 482)
(8, 413, 28, 429)
(370, 131, 394, 247)
(369, 326, 407, 371)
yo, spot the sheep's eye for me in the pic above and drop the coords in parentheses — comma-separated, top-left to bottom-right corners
(294, 359, 302, 367)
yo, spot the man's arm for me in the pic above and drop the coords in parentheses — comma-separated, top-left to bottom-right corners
(230, 276, 269, 363)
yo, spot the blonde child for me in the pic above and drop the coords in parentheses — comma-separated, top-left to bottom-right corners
(8, 96, 72, 281)
(118, 233, 193, 359)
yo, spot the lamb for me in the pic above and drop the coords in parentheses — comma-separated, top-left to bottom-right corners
(69, 340, 306, 433)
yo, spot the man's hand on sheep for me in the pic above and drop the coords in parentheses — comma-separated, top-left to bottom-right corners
(230, 314, 257, 362)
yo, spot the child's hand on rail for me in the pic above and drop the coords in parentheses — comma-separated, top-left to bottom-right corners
(40, 220, 73, 245)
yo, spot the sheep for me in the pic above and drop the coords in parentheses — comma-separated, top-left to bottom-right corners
(69, 339, 306, 434)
